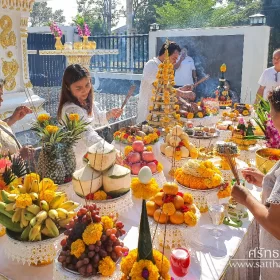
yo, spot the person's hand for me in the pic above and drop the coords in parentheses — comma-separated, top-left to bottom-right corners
(180, 91, 196, 101)
(180, 53, 186, 61)
(19, 146, 34, 161)
(11, 106, 32, 123)
(231, 183, 251, 205)
(107, 108, 123, 120)
(241, 167, 264, 188)
(180, 85, 194, 91)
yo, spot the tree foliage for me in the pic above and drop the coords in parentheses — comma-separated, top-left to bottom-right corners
(29, 2, 66, 27)
(76, 0, 124, 34)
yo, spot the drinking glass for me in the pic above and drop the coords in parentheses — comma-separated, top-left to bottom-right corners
(170, 248, 191, 278)
(208, 204, 225, 239)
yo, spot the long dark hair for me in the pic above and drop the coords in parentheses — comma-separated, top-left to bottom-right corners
(57, 64, 93, 120)
(268, 86, 280, 112)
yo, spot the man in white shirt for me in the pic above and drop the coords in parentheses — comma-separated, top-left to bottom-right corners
(255, 49, 280, 103)
(136, 42, 195, 123)
(174, 46, 197, 87)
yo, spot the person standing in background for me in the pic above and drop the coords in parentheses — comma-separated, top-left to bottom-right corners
(255, 49, 280, 103)
(174, 46, 197, 87)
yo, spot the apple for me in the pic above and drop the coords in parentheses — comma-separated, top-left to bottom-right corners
(127, 152, 141, 163)
(132, 141, 145, 153)
(142, 151, 156, 162)
(131, 163, 142, 175)
(147, 162, 157, 173)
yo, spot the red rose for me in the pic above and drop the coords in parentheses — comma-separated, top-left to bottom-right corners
(177, 192, 184, 197)
(124, 133, 129, 139)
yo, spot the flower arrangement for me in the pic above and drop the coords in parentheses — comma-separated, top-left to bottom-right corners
(49, 22, 63, 38)
(147, 182, 199, 226)
(131, 177, 159, 199)
(123, 141, 163, 175)
(0, 173, 79, 241)
(57, 204, 128, 277)
(32, 113, 89, 184)
(233, 103, 251, 116)
(73, 15, 91, 37)
(114, 125, 160, 145)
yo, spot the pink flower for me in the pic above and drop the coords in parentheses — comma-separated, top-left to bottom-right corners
(0, 158, 11, 173)
(49, 22, 63, 38)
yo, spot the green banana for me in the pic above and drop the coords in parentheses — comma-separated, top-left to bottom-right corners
(41, 226, 56, 238)
(58, 217, 73, 228)
(49, 195, 65, 209)
(30, 210, 47, 226)
(56, 208, 68, 219)
(0, 213, 23, 232)
(29, 224, 41, 241)
(24, 211, 35, 221)
(20, 209, 29, 228)
(45, 218, 59, 237)
(20, 224, 32, 241)
(59, 201, 79, 211)
(27, 204, 40, 215)
(12, 208, 22, 223)
(40, 200, 49, 212)
(1, 190, 11, 203)
(30, 216, 37, 227)
(5, 203, 15, 212)
(34, 232, 42, 241)
(7, 194, 17, 202)
(0, 202, 14, 218)
(48, 209, 59, 220)
(29, 192, 39, 201)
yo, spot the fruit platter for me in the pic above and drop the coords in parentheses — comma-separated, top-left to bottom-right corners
(53, 203, 126, 279)
(188, 125, 219, 139)
(72, 141, 133, 216)
(147, 182, 201, 249)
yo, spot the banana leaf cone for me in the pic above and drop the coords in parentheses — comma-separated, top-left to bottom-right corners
(137, 199, 154, 263)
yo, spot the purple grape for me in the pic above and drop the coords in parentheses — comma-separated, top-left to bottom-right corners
(86, 264, 93, 274)
(76, 260, 84, 269)
(88, 251, 95, 258)
(83, 258, 89, 265)
(58, 256, 66, 263)
(99, 249, 107, 258)
(94, 246, 100, 252)
(93, 254, 100, 263)
(88, 244, 95, 251)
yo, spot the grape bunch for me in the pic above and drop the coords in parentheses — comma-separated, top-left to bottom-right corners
(58, 203, 129, 277)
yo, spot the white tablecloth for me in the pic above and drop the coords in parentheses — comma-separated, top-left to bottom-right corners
(0, 184, 262, 280)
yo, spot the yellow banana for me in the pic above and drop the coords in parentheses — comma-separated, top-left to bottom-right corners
(58, 217, 73, 228)
(67, 211, 77, 218)
(29, 192, 39, 201)
(27, 204, 40, 215)
(35, 210, 48, 225)
(7, 194, 17, 202)
(31, 180, 39, 193)
(29, 224, 41, 241)
(24, 211, 35, 221)
(20, 209, 29, 228)
(34, 232, 42, 241)
(48, 209, 59, 220)
(45, 218, 59, 237)
(40, 200, 49, 212)
(56, 208, 68, 219)
(59, 201, 79, 211)
(41, 226, 56, 238)
(12, 208, 22, 223)
(5, 203, 15, 212)
(49, 195, 65, 209)
(20, 224, 31, 241)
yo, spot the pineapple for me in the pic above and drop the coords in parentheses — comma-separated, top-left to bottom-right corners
(59, 145, 76, 181)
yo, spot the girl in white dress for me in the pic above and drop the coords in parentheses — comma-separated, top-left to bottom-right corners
(233, 86, 280, 280)
(57, 64, 123, 169)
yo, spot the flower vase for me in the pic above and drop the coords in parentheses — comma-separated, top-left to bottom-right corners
(55, 37, 63, 50)
(82, 36, 90, 49)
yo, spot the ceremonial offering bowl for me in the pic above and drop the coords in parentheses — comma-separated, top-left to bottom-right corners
(256, 148, 280, 174)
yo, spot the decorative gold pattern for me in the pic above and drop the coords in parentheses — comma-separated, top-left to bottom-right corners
(1, 59, 19, 91)
(7, 51, 13, 58)
(0, 15, 16, 49)
(24, 81, 33, 88)
(22, 40, 28, 80)
(1, 0, 35, 12)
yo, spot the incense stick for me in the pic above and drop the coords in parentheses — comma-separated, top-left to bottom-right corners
(121, 85, 136, 109)
(224, 148, 240, 184)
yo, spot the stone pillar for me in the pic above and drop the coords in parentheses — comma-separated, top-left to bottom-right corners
(0, 0, 46, 132)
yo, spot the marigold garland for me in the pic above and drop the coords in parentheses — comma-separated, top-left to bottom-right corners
(217, 184, 232, 199)
(184, 211, 198, 226)
(120, 249, 137, 276)
(82, 223, 103, 245)
(101, 216, 114, 231)
(39, 190, 55, 203)
(187, 112, 194, 119)
(130, 260, 160, 280)
(98, 256, 116, 276)
(156, 162, 163, 173)
(39, 178, 56, 191)
(183, 193, 194, 204)
(163, 202, 176, 216)
(131, 178, 159, 200)
(70, 239, 85, 258)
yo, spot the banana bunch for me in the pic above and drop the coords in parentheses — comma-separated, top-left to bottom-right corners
(0, 174, 79, 242)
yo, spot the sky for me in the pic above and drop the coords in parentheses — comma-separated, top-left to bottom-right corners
(47, 0, 126, 28)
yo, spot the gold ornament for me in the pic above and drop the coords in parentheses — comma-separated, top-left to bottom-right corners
(0, 15, 16, 49)
(22, 40, 28, 80)
(1, 59, 19, 91)
(24, 81, 33, 88)
(7, 51, 13, 58)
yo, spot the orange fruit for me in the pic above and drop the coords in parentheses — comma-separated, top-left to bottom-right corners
(163, 182, 178, 195)
(154, 192, 165, 206)
(173, 195, 184, 210)
(153, 209, 169, 224)
(170, 211, 184, 224)
(146, 201, 159, 217)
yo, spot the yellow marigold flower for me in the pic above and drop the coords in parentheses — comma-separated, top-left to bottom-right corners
(147, 114, 152, 121)
(187, 112, 194, 119)
(71, 239, 85, 258)
(99, 256, 116, 276)
(175, 114, 180, 120)
(101, 216, 114, 231)
(124, 146, 133, 156)
(245, 104, 250, 110)
(82, 223, 103, 245)
(146, 146, 153, 152)
(234, 103, 237, 109)
(153, 249, 170, 276)
(15, 193, 32, 209)
(184, 211, 197, 226)
(93, 190, 107, 200)
(163, 202, 176, 216)
(130, 260, 160, 280)
(171, 81, 175, 86)
(183, 193, 194, 204)
(157, 162, 163, 172)
(220, 63, 227, 73)
(45, 125, 59, 134)
(153, 81, 158, 87)
(174, 105, 179, 111)
(242, 110, 249, 116)
(39, 190, 55, 203)
(197, 112, 204, 118)
(121, 249, 137, 276)
(217, 185, 231, 199)
(131, 177, 159, 199)
(164, 108, 170, 114)
(39, 178, 56, 191)
(136, 136, 142, 141)
(149, 105, 154, 111)
(37, 114, 50, 122)
(69, 113, 80, 121)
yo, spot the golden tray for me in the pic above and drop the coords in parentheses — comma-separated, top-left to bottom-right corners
(256, 148, 280, 174)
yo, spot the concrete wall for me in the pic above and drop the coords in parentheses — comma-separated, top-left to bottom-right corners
(149, 26, 271, 102)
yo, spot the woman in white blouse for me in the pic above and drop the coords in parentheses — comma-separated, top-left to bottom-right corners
(57, 64, 123, 169)
(233, 86, 280, 280)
